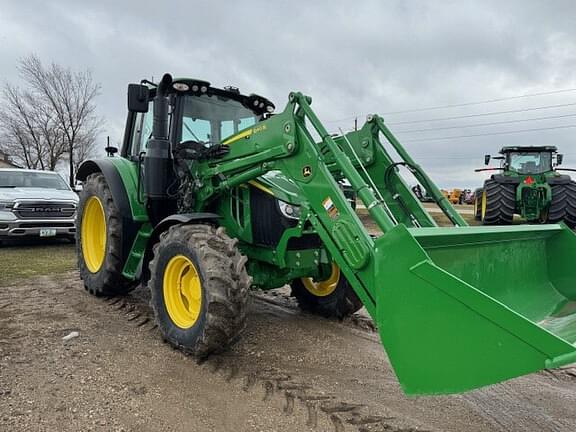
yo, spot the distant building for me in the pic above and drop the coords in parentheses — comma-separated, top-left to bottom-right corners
(0, 151, 20, 168)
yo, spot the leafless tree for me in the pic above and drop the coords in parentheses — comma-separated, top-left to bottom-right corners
(0, 55, 102, 185)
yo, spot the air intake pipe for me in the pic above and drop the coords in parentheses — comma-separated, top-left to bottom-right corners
(144, 73, 172, 201)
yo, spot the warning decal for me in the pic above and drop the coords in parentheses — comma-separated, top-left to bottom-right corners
(322, 197, 339, 219)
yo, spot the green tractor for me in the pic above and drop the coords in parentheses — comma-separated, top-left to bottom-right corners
(474, 146, 576, 226)
(76, 74, 576, 396)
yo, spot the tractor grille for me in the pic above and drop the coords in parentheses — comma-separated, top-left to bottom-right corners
(15, 202, 76, 219)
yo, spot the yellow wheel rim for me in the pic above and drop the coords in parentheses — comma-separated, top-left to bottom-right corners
(301, 263, 340, 297)
(473, 196, 478, 215)
(481, 190, 487, 220)
(81, 196, 107, 273)
(163, 255, 202, 329)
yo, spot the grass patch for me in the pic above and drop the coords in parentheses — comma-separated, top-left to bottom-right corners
(0, 242, 76, 286)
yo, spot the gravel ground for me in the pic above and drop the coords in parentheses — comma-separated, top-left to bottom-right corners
(2, 270, 576, 431)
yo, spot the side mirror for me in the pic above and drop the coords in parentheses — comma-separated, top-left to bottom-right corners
(127, 84, 150, 113)
(484, 154, 491, 165)
(557, 154, 564, 165)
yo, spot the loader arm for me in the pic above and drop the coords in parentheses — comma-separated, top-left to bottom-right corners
(189, 92, 576, 396)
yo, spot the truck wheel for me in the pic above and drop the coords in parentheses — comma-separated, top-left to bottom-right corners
(77, 173, 134, 296)
(149, 224, 250, 358)
(473, 189, 483, 221)
(291, 264, 362, 319)
(481, 179, 515, 225)
(548, 181, 576, 228)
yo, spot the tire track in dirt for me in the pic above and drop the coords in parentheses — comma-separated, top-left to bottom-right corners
(96, 284, 430, 432)
(3, 272, 576, 431)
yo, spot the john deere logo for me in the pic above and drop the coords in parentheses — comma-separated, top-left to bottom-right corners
(302, 166, 312, 177)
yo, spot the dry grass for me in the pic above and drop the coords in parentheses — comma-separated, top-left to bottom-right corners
(0, 242, 76, 286)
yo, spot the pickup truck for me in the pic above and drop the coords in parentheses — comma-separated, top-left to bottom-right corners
(0, 168, 79, 243)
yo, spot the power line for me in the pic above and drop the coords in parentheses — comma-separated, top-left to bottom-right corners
(324, 87, 576, 124)
(395, 112, 576, 134)
(402, 124, 576, 143)
(387, 102, 576, 126)
(381, 88, 576, 115)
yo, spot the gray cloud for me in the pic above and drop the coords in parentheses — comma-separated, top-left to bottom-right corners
(1, 0, 575, 187)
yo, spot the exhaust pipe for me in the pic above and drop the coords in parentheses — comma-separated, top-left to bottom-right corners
(144, 73, 173, 223)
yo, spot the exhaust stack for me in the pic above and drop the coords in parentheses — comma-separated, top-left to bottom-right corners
(144, 74, 173, 223)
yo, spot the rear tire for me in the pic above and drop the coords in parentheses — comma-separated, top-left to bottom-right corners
(291, 265, 362, 319)
(481, 179, 515, 225)
(149, 224, 250, 358)
(548, 181, 576, 228)
(77, 173, 134, 296)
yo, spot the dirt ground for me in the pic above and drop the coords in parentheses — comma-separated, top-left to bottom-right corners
(2, 264, 576, 432)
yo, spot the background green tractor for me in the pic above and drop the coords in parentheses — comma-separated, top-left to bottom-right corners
(76, 74, 576, 395)
(474, 146, 576, 226)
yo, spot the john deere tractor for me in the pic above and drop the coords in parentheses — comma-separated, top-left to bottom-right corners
(77, 74, 576, 395)
(474, 146, 576, 226)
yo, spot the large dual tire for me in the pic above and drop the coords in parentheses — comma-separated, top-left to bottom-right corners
(149, 224, 250, 358)
(548, 181, 576, 228)
(77, 173, 134, 296)
(481, 179, 515, 225)
(291, 264, 362, 319)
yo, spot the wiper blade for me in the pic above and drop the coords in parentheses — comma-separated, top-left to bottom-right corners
(0, 185, 17, 188)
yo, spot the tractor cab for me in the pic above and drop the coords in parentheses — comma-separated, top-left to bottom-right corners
(501, 146, 558, 175)
(123, 78, 275, 158)
(485, 146, 561, 175)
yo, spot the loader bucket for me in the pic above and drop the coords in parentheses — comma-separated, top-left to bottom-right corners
(374, 223, 576, 395)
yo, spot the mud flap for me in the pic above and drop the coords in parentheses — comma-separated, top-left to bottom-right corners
(374, 224, 576, 395)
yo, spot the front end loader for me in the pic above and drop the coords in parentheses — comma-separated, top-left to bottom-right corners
(76, 74, 576, 396)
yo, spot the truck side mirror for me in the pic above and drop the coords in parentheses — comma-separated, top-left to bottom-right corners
(128, 84, 150, 113)
(484, 154, 491, 165)
(557, 154, 564, 165)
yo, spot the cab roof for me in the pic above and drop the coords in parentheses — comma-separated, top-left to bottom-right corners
(500, 146, 557, 154)
(142, 77, 275, 117)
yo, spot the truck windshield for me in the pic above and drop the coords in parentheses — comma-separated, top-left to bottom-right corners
(507, 152, 552, 174)
(179, 94, 259, 146)
(0, 171, 70, 190)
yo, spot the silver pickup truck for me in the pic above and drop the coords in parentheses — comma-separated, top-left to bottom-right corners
(0, 168, 79, 243)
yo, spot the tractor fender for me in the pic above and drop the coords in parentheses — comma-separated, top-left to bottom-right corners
(77, 159, 134, 219)
(76, 159, 143, 265)
(547, 175, 572, 185)
(490, 174, 520, 185)
(140, 213, 221, 283)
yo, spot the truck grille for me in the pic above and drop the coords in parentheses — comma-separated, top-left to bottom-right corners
(15, 202, 76, 219)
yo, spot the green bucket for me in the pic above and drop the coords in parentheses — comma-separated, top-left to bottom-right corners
(374, 223, 576, 395)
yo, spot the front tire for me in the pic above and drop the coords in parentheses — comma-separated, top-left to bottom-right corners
(77, 173, 133, 296)
(291, 264, 362, 319)
(149, 224, 250, 358)
(481, 179, 515, 225)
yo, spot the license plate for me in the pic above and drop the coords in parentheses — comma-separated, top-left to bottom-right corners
(39, 228, 57, 237)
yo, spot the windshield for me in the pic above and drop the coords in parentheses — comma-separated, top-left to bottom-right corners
(179, 94, 259, 146)
(0, 171, 70, 190)
(507, 152, 552, 174)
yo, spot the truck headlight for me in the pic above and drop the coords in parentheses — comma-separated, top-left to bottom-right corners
(0, 201, 14, 211)
(277, 200, 301, 220)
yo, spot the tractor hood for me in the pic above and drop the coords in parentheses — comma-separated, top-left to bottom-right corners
(252, 171, 303, 204)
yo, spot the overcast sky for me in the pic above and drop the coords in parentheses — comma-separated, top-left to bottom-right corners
(1, 0, 575, 187)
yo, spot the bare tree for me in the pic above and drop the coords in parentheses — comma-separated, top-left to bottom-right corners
(0, 55, 102, 185)
(0, 83, 66, 170)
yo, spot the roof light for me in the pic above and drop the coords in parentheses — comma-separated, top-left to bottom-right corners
(172, 82, 190, 92)
(200, 86, 208, 93)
